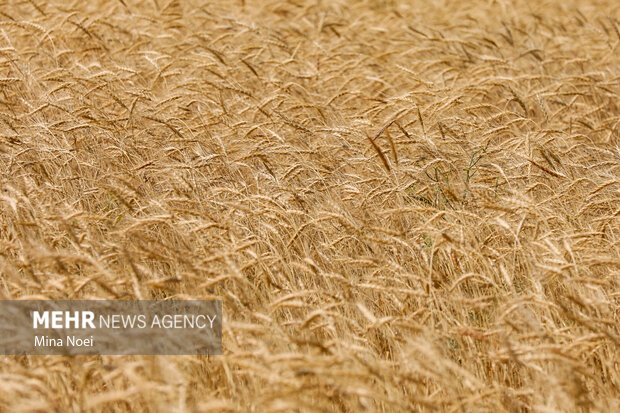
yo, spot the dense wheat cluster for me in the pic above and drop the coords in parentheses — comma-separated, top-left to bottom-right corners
(0, 0, 619, 411)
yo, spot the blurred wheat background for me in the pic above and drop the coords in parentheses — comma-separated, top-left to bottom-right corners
(0, 0, 619, 411)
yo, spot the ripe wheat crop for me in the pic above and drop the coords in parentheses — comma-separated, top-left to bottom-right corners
(0, 0, 619, 411)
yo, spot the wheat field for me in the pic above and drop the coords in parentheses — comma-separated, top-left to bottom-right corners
(0, 0, 619, 411)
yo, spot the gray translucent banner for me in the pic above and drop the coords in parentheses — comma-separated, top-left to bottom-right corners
(0, 300, 222, 355)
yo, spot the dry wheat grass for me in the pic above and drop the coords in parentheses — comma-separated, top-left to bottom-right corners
(0, 0, 619, 411)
